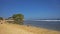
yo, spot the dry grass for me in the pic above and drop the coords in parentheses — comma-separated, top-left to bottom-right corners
(0, 23, 60, 34)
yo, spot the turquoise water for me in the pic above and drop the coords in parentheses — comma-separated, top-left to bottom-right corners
(24, 21, 60, 31)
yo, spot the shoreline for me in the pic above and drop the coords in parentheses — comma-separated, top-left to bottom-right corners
(0, 23, 60, 34)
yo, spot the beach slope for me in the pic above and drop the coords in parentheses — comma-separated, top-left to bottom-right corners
(0, 23, 60, 34)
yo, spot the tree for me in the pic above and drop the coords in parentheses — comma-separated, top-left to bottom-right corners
(0, 17, 3, 20)
(12, 14, 24, 25)
(8, 17, 12, 19)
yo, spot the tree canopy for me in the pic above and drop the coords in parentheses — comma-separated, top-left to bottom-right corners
(0, 17, 3, 20)
(12, 14, 24, 24)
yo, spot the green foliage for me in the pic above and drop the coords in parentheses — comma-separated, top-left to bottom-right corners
(8, 17, 12, 19)
(12, 14, 24, 25)
(0, 17, 3, 20)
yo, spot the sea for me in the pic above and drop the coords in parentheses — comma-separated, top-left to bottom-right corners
(24, 20, 60, 31)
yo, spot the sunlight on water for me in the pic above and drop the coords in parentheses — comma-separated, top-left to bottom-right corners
(33, 20, 60, 21)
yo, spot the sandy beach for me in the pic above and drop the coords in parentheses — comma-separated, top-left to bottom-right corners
(0, 23, 60, 34)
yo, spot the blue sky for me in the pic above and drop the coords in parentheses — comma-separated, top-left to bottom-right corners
(0, 0, 60, 20)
